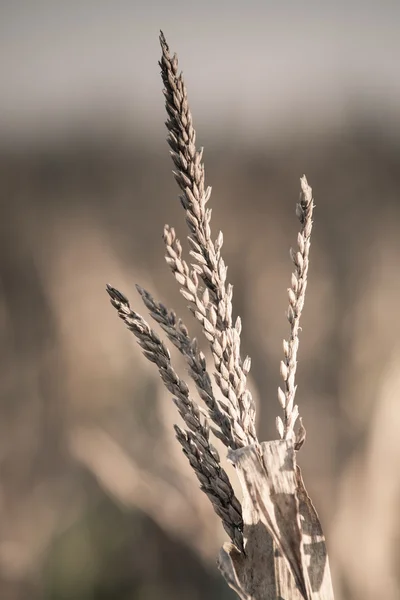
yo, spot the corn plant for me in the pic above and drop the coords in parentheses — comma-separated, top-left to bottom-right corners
(106, 31, 334, 600)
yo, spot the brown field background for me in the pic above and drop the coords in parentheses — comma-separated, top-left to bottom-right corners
(1, 4, 400, 599)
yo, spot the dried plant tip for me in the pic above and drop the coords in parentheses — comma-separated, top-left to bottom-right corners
(159, 31, 258, 449)
(280, 360, 288, 381)
(282, 339, 289, 357)
(202, 287, 210, 307)
(285, 393, 294, 416)
(106, 284, 129, 305)
(300, 174, 313, 204)
(215, 231, 224, 253)
(297, 232, 304, 251)
(235, 316, 242, 335)
(287, 306, 295, 324)
(242, 356, 251, 375)
(278, 387, 286, 409)
(286, 404, 299, 433)
(288, 288, 296, 306)
(296, 252, 304, 271)
(294, 417, 307, 451)
(107, 277, 244, 550)
(296, 203, 305, 222)
(276, 416, 284, 438)
(278, 176, 315, 446)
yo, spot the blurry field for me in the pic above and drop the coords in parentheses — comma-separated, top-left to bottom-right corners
(0, 123, 399, 599)
(1, 3, 400, 599)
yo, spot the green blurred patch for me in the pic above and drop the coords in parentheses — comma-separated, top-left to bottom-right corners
(43, 495, 234, 600)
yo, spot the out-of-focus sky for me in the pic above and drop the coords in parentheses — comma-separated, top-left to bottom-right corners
(1, 0, 400, 146)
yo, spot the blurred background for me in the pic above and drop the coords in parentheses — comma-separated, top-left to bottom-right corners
(1, 1, 400, 599)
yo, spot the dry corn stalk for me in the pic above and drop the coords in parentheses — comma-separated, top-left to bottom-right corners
(106, 31, 334, 600)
